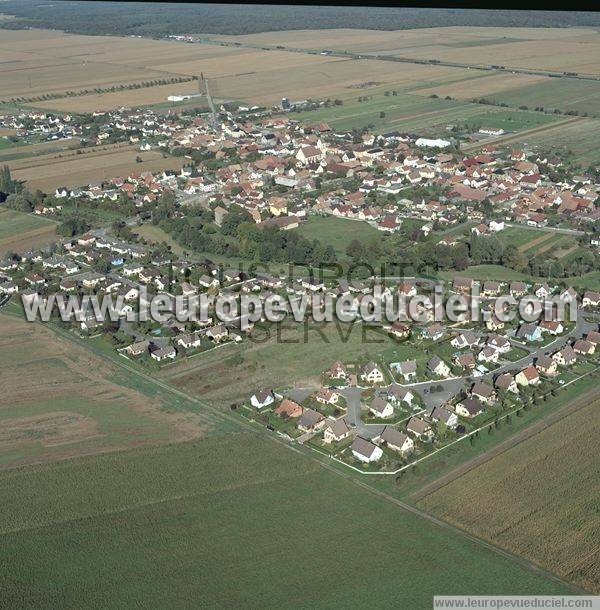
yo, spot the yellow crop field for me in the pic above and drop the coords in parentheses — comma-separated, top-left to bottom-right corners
(8, 145, 184, 191)
(418, 397, 600, 593)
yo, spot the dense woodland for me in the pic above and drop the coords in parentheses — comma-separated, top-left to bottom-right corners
(1, 3, 599, 37)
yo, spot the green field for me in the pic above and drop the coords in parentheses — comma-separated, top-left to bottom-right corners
(0, 207, 58, 255)
(289, 92, 559, 134)
(134, 223, 187, 256)
(510, 117, 600, 166)
(439, 264, 534, 283)
(499, 226, 543, 249)
(0, 432, 573, 608)
(0, 207, 55, 242)
(492, 79, 600, 117)
(295, 215, 380, 257)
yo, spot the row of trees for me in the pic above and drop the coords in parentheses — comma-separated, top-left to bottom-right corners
(158, 201, 337, 266)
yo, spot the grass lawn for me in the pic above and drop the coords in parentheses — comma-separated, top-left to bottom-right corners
(439, 264, 535, 283)
(295, 215, 380, 257)
(0, 433, 573, 608)
(133, 223, 187, 256)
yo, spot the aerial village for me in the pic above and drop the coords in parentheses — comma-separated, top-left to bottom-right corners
(1, 100, 600, 472)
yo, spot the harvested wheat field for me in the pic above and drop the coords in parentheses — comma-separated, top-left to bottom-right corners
(214, 27, 600, 76)
(7, 145, 184, 191)
(418, 397, 600, 593)
(31, 81, 203, 113)
(411, 72, 549, 100)
(0, 311, 219, 468)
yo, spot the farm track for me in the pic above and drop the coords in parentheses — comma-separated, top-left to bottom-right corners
(7, 143, 134, 171)
(517, 232, 553, 253)
(461, 117, 585, 151)
(12, 305, 583, 595)
(410, 386, 600, 503)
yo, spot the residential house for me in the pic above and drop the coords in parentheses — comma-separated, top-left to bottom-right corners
(516, 323, 542, 342)
(327, 361, 348, 380)
(428, 356, 451, 378)
(573, 339, 595, 356)
(495, 373, 518, 394)
(451, 331, 479, 349)
(536, 355, 558, 377)
(388, 321, 411, 340)
(323, 418, 352, 444)
(275, 399, 303, 419)
(455, 397, 484, 418)
(397, 360, 417, 382)
(150, 345, 176, 362)
(387, 384, 414, 406)
(471, 382, 496, 405)
(377, 427, 414, 456)
(250, 389, 276, 409)
(369, 397, 394, 419)
(351, 437, 383, 463)
(361, 362, 384, 384)
(406, 416, 433, 440)
(298, 408, 326, 433)
(516, 365, 541, 386)
(552, 345, 576, 366)
(428, 405, 458, 429)
(314, 388, 340, 406)
(582, 291, 600, 308)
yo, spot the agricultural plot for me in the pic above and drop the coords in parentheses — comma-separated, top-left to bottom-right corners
(411, 73, 549, 101)
(7, 145, 184, 192)
(31, 81, 203, 113)
(0, 207, 57, 256)
(506, 117, 600, 166)
(0, 433, 573, 607)
(290, 91, 558, 135)
(214, 26, 600, 75)
(492, 79, 600, 117)
(160, 322, 400, 407)
(418, 398, 600, 593)
(0, 312, 224, 469)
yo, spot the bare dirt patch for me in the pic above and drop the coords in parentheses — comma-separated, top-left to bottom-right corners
(0, 313, 212, 469)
